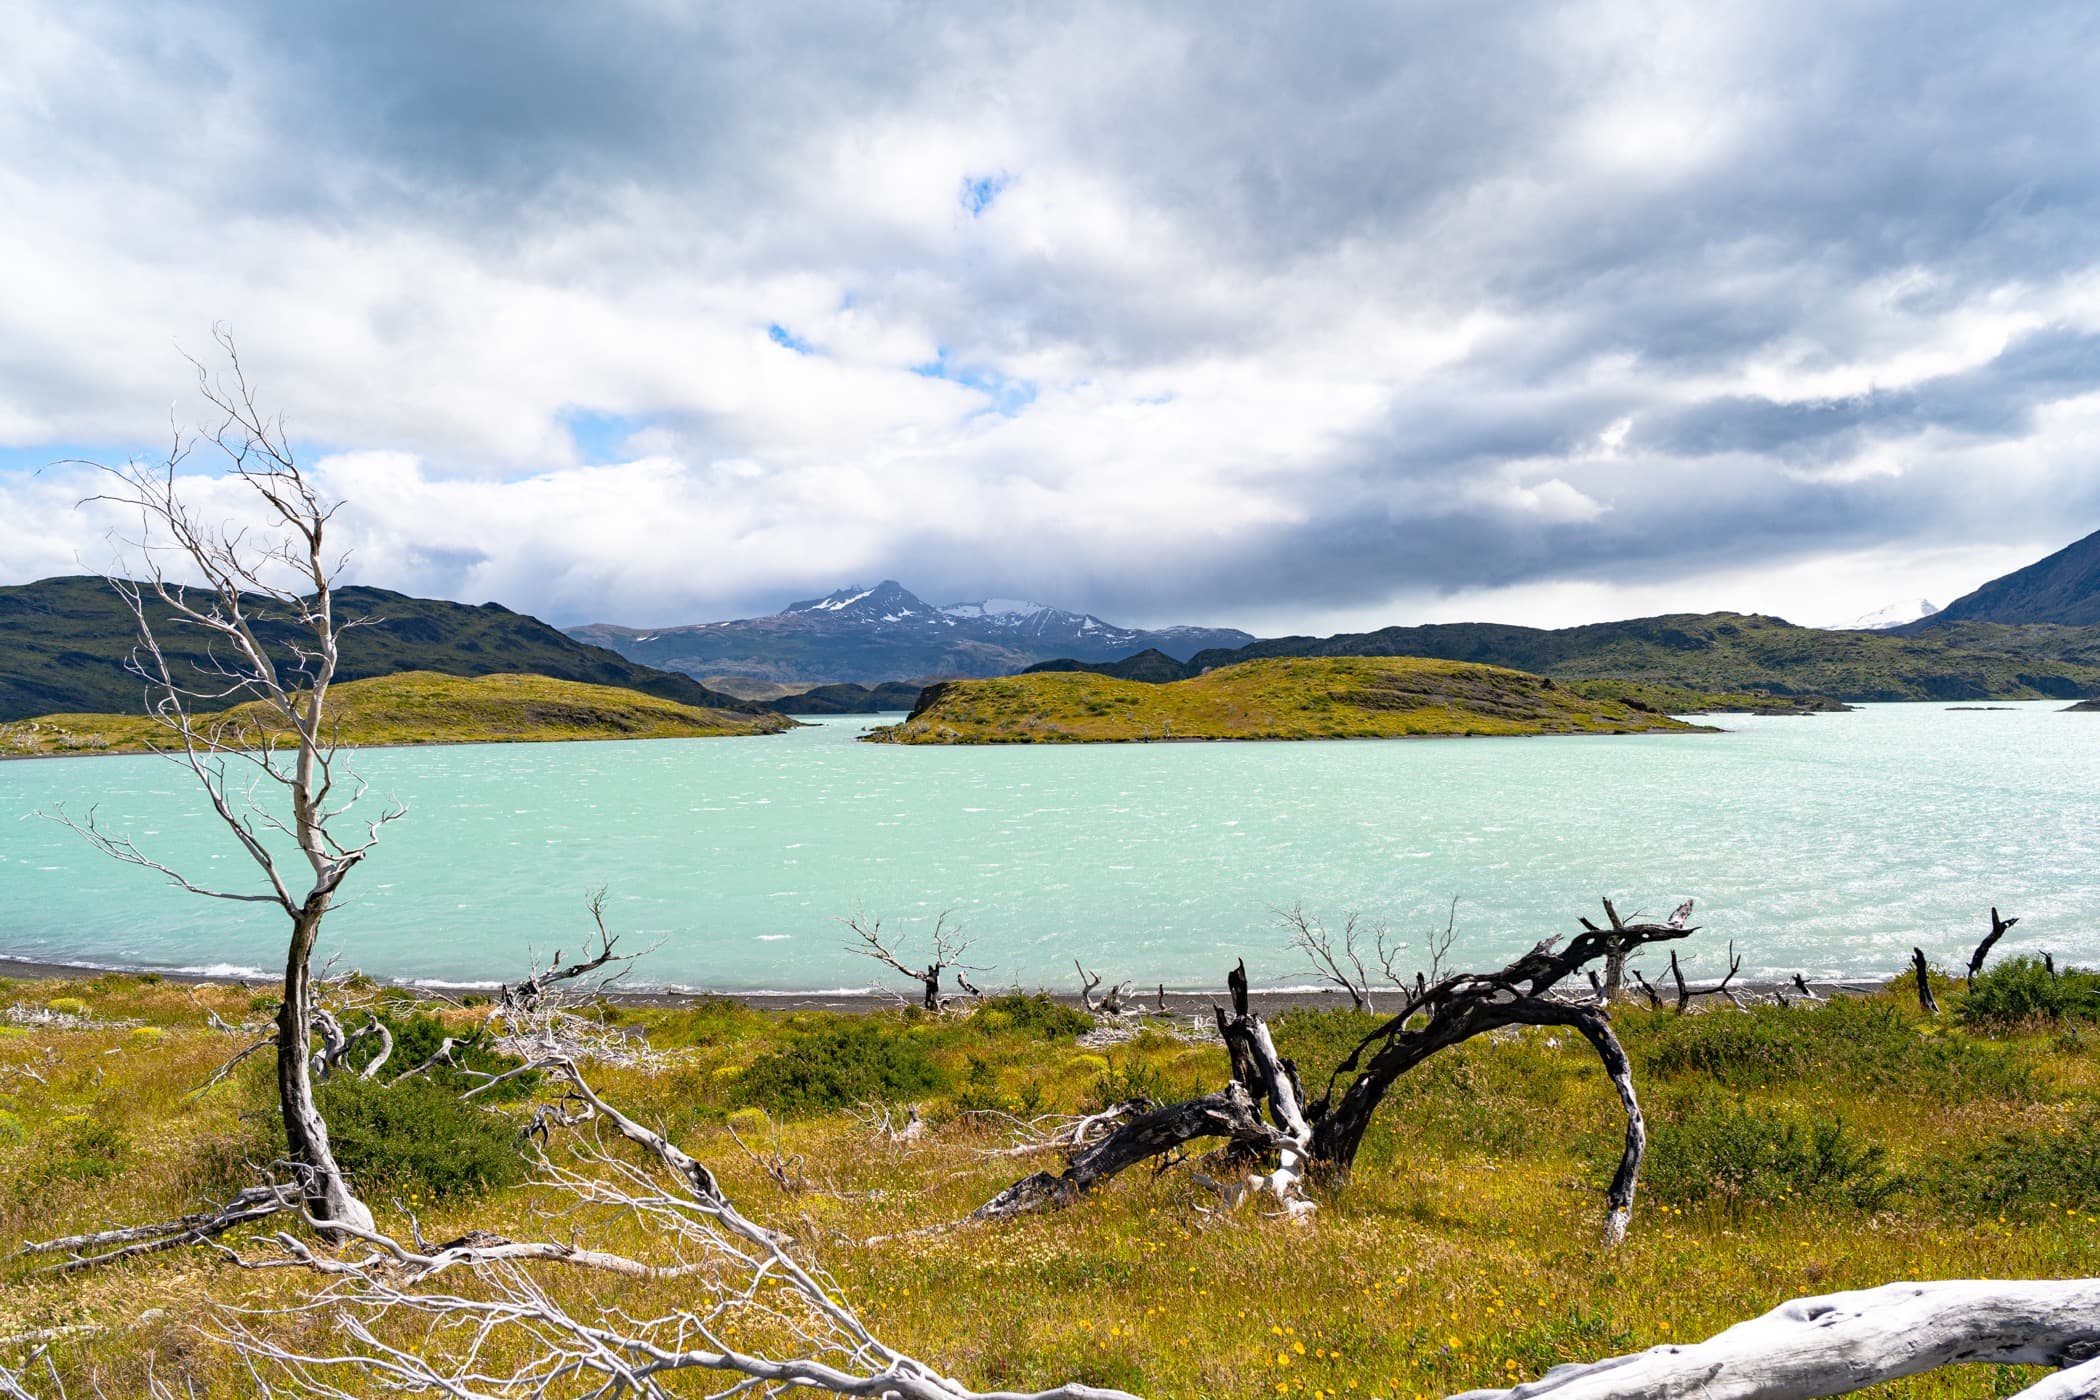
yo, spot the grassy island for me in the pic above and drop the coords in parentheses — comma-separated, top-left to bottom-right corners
(867, 656, 1712, 743)
(0, 671, 795, 757)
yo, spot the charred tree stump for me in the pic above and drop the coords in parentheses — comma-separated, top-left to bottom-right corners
(978, 899, 1696, 1241)
(1969, 906, 2019, 985)
(1913, 947, 1940, 1016)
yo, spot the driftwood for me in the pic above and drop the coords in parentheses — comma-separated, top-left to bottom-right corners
(980, 899, 1695, 1241)
(1451, 1278, 2100, 1400)
(1913, 947, 1941, 1016)
(11, 1184, 300, 1275)
(1969, 906, 2020, 984)
(1075, 960, 1135, 1016)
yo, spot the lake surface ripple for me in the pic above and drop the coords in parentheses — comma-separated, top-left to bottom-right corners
(3, 704, 2095, 991)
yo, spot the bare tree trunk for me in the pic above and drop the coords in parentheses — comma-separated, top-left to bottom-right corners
(277, 905, 372, 1234)
(1912, 946, 1940, 1016)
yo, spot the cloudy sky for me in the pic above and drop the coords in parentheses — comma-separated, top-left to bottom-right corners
(4, 1, 2099, 635)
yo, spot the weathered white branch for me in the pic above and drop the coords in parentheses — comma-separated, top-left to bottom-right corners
(1450, 1279, 2100, 1400)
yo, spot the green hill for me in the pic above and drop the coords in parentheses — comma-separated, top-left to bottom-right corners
(0, 576, 754, 722)
(0, 671, 794, 758)
(1151, 612, 2100, 702)
(1913, 525, 2100, 628)
(866, 656, 1709, 744)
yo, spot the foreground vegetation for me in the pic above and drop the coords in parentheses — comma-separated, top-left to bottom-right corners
(0, 671, 794, 757)
(4, 960, 2095, 1397)
(870, 656, 1711, 743)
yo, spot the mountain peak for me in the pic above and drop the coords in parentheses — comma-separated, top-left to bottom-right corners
(1915, 526, 2100, 629)
(783, 581, 928, 618)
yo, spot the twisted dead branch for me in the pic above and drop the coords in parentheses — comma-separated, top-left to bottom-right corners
(209, 1056, 1132, 1400)
(978, 898, 1695, 1243)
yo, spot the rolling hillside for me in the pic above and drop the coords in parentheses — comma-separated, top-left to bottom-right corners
(0, 576, 752, 721)
(0, 672, 793, 757)
(1910, 525, 2100, 628)
(1033, 613, 2100, 702)
(866, 656, 1708, 743)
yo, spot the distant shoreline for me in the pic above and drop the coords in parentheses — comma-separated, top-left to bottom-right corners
(0, 953, 1891, 1014)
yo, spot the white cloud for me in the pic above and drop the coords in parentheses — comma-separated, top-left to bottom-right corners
(2, 1, 2099, 633)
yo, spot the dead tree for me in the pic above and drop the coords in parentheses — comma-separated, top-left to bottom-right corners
(209, 1056, 1130, 1400)
(1075, 960, 1134, 1015)
(843, 910, 979, 1010)
(1583, 896, 1690, 1000)
(980, 899, 1697, 1243)
(47, 334, 400, 1235)
(1913, 947, 1941, 1016)
(1969, 906, 2020, 984)
(1450, 1278, 2100, 1400)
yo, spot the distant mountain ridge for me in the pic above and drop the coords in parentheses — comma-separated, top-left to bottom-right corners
(0, 576, 751, 722)
(1906, 526, 2100, 629)
(1033, 612, 2100, 702)
(569, 581, 1255, 686)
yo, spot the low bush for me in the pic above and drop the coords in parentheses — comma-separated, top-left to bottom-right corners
(1925, 1105, 2100, 1217)
(972, 992, 1093, 1041)
(1644, 1096, 1899, 1211)
(732, 1019, 949, 1117)
(315, 1073, 526, 1200)
(1960, 956, 2100, 1028)
(364, 1012, 535, 1101)
(44, 1117, 131, 1184)
(1638, 996, 2030, 1100)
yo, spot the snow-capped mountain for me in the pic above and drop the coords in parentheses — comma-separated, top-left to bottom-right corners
(569, 582, 1257, 686)
(1828, 599, 1940, 631)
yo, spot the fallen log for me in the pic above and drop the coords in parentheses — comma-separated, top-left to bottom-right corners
(1450, 1278, 2100, 1400)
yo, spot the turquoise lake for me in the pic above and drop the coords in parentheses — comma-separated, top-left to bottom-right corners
(2, 704, 2095, 991)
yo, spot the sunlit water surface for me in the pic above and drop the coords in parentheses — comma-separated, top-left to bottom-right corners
(3, 704, 2095, 991)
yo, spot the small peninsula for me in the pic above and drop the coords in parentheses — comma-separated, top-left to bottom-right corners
(866, 655, 1712, 743)
(0, 671, 794, 758)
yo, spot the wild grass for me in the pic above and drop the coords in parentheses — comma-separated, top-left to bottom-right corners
(1, 971, 2096, 1397)
(871, 656, 1710, 744)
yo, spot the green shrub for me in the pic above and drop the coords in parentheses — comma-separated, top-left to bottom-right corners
(973, 992, 1092, 1041)
(315, 1074, 526, 1200)
(44, 996, 89, 1017)
(1926, 1106, 2100, 1217)
(732, 1019, 949, 1117)
(1638, 997, 2030, 1100)
(46, 1117, 130, 1183)
(1960, 957, 2100, 1028)
(365, 1013, 534, 1101)
(1644, 1097, 1898, 1211)
(0, 1109, 25, 1146)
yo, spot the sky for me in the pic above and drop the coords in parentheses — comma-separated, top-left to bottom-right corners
(4, 2, 2100, 636)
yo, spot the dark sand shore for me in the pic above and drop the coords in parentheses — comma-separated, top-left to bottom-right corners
(0, 954, 1890, 1015)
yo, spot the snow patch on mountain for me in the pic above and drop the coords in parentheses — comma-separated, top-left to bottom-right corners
(1826, 599, 1940, 631)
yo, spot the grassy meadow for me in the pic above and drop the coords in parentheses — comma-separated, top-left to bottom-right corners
(0, 671, 794, 758)
(3, 960, 2097, 1397)
(872, 656, 1711, 743)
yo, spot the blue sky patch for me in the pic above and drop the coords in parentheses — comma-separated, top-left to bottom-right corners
(768, 323, 816, 355)
(912, 349, 1038, 417)
(562, 409, 653, 464)
(961, 172, 1010, 217)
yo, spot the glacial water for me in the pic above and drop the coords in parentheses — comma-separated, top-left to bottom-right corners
(2, 703, 2096, 992)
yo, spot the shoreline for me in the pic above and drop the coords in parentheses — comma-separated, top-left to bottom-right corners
(0, 953, 1892, 1015)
